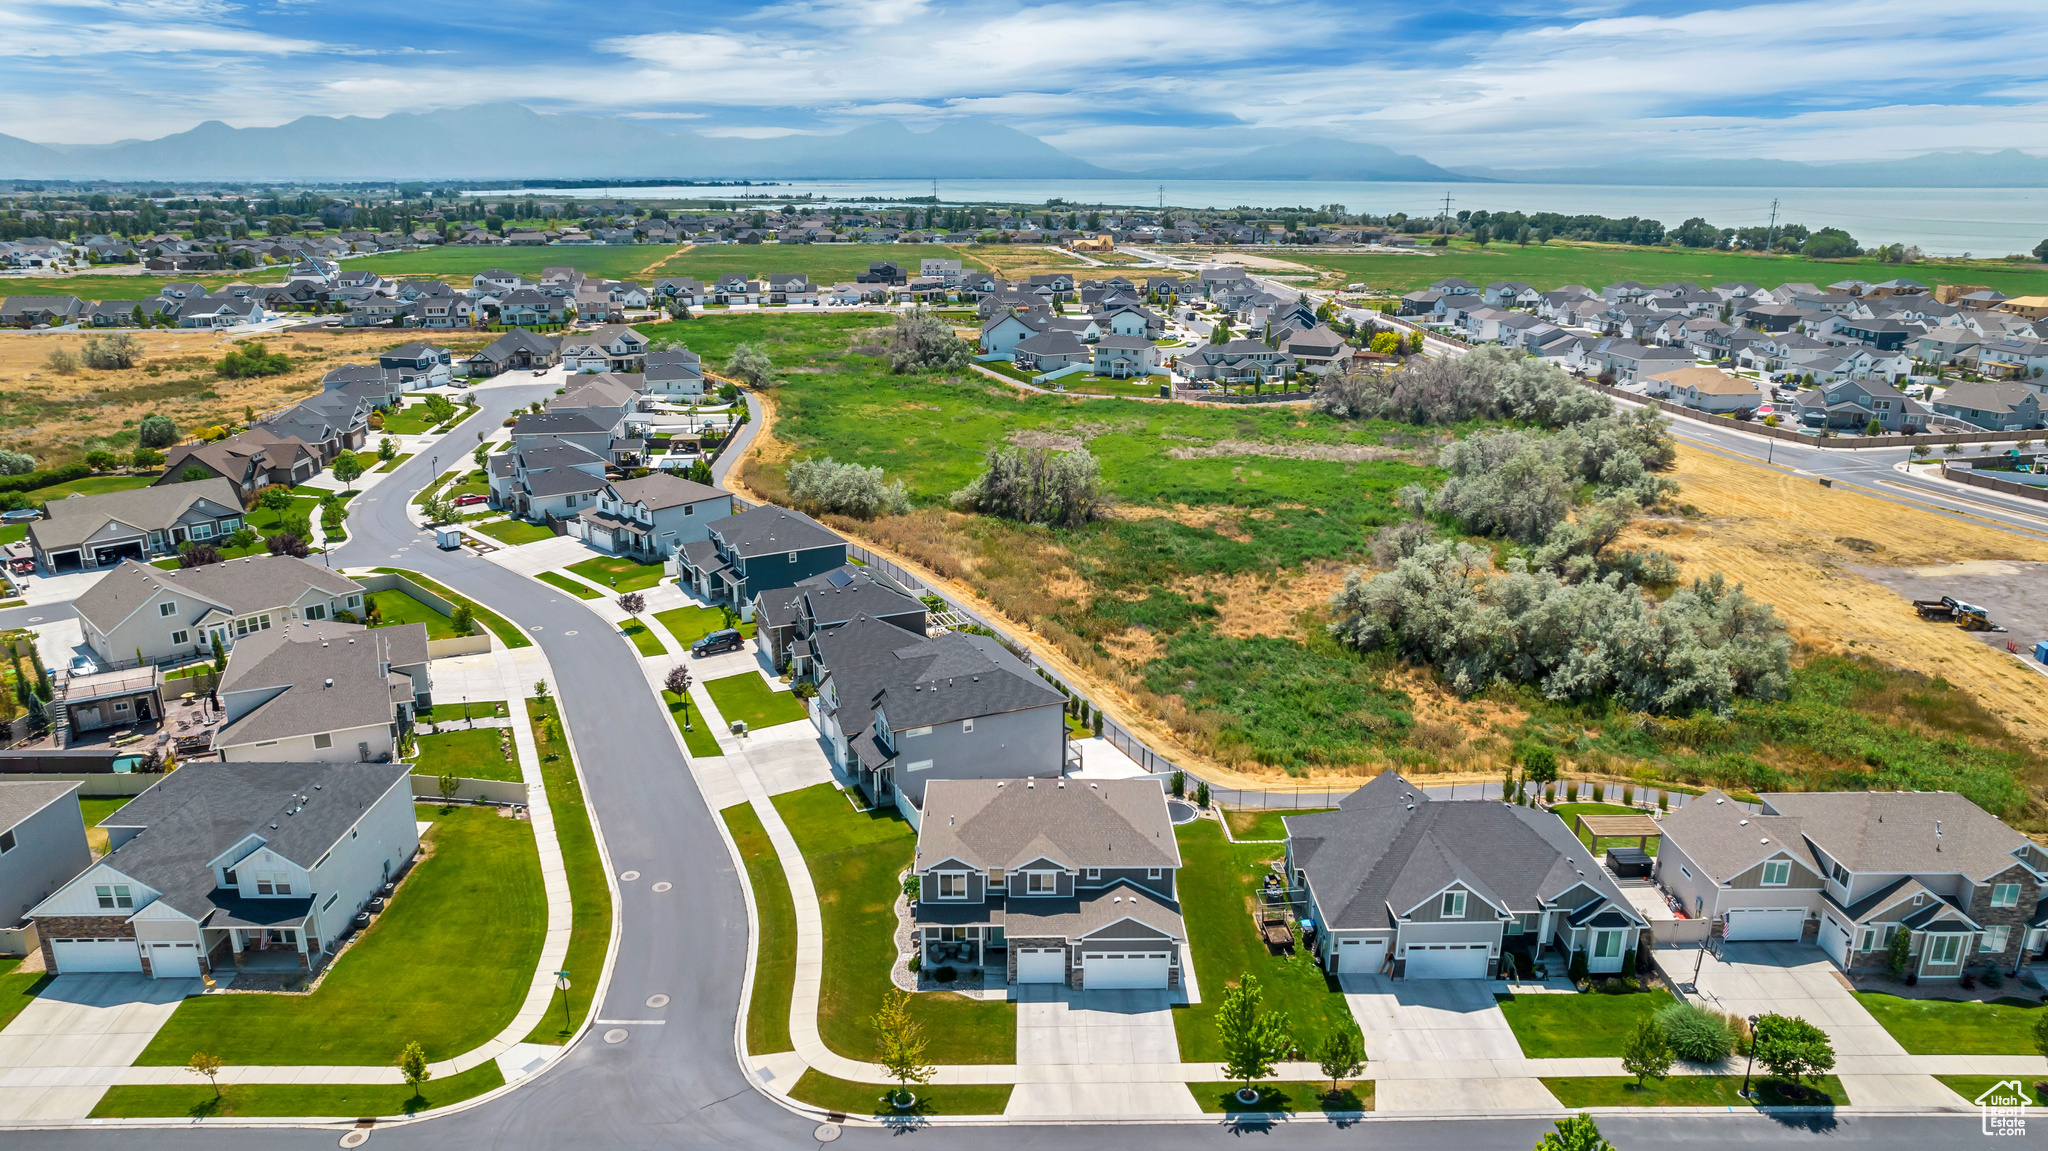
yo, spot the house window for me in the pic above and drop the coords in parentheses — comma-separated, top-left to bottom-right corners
(1858, 929, 1875, 952)
(1594, 930, 1623, 959)
(159, 601, 178, 617)
(937, 873, 968, 899)
(905, 759, 933, 773)
(1981, 925, 2012, 953)
(220, 518, 240, 533)
(96, 885, 133, 909)
(1085, 868, 1100, 880)
(322, 893, 339, 913)
(1927, 934, 1963, 965)
(313, 733, 332, 750)
(223, 868, 238, 887)
(905, 726, 931, 738)
(683, 505, 693, 516)
(1679, 866, 1692, 879)
(1148, 868, 1161, 880)
(256, 872, 292, 896)
(962, 718, 974, 734)
(786, 551, 797, 563)
(1026, 871, 1057, 895)
(305, 605, 326, 621)
(346, 595, 361, 609)
(0, 829, 13, 854)
(1991, 883, 2020, 908)
(170, 630, 189, 646)
(1441, 891, 1467, 919)
(1761, 860, 1792, 887)
(190, 523, 214, 539)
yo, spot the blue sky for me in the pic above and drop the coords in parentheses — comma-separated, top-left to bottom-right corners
(3, 0, 2045, 168)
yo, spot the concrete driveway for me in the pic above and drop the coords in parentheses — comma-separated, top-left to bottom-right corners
(1006, 986, 1197, 1117)
(0, 972, 201, 1120)
(1691, 942, 1905, 1056)
(1342, 975, 1524, 1062)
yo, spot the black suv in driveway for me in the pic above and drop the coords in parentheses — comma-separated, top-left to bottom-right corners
(691, 628, 745, 657)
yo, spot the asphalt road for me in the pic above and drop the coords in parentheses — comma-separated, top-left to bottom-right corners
(6, 377, 2005, 1149)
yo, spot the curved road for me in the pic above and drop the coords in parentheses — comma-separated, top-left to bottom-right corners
(10, 385, 1988, 1150)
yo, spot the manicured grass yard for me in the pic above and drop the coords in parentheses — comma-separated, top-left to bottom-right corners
(654, 604, 755, 647)
(410, 728, 519, 782)
(772, 783, 1015, 1064)
(1853, 992, 2046, 1054)
(368, 588, 463, 640)
(91, 1062, 504, 1119)
(250, 495, 321, 534)
(420, 699, 508, 724)
(1543, 1074, 1847, 1109)
(29, 474, 154, 502)
(372, 569, 530, 649)
(620, 619, 668, 657)
(377, 405, 445, 436)
(524, 696, 612, 1043)
(0, 524, 23, 546)
(1496, 989, 1677, 1058)
(1187, 1081, 1372, 1114)
(0, 957, 53, 1033)
(1061, 374, 1170, 399)
(1173, 819, 1358, 1062)
(1549, 802, 1661, 857)
(788, 1070, 1013, 1117)
(136, 805, 546, 1065)
(535, 570, 602, 598)
(704, 672, 809, 729)
(565, 553, 668, 593)
(722, 802, 796, 1055)
(665, 690, 723, 758)
(473, 518, 557, 547)
(1223, 808, 1333, 841)
(1939, 1076, 2048, 1107)
(376, 452, 414, 473)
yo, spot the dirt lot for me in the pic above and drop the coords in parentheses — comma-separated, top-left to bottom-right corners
(0, 328, 489, 465)
(1851, 560, 2048, 661)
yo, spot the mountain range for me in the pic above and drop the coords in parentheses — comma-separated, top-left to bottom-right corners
(0, 103, 2040, 187)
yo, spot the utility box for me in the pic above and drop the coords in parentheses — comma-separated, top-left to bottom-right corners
(434, 527, 464, 550)
(2034, 640, 2048, 665)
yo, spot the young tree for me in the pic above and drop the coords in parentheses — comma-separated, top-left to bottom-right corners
(1215, 973, 1292, 1098)
(1751, 1013, 1835, 1094)
(1621, 1016, 1673, 1088)
(617, 591, 646, 618)
(212, 632, 228, 674)
(1519, 742, 1559, 784)
(437, 771, 460, 803)
(1886, 928, 1911, 979)
(450, 605, 475, 636)
(258, 484, 294, 519)
(380, 436, 398, 461)
(187, 1050, 224, 1098)
(332, 451, 364, 493)
(888, 308, 972, 374)
(664, 665, 694, 728)
(870, 989, 934, 1104)
(396, 1040, 432, 1100)
(1316, 1029, 1364, 1096)
(179, 465, 211, 483)
(1535, 1114, 1616, 1151)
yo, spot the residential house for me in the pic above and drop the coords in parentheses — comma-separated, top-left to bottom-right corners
(857, 262, 906, 286)
(1645, 366, 1764, 414)
(257, 392, 371, 462)
(1931, 381, 2044, 431)
(677, 504, 845, 613)
(70, 555, 367, 668)
(510, 409, 624, 464)
(320, 363, 407, 409)
(1091, 334, 1159, 379)
(378, 343, 454, 387)
(767, 273, 817, 305)
(1789, 378, 1929, 432)
(29, 480, 247, 573)
(490, 436, 609, 522)
(653, 278, 707, 307)
(1013, 332, 1090, 374)
(910, 777, 1184, 989)
(713, 274, 761, 305)
(496, 290, 568, 327)
(1287, 772, 1646, 979)
(26, 759, 417, 978)
(753, 564, 926, 677)
(1278, 324, 1351, 373)
(1593, 341, 1695, 384)
(1, 782, 92, 947)
(644, 348, 707, 400)
(212, 621, 429, 763)
(156, 430, 321, 504)
(1979, 338, 2048, 381)
(577, 473, 733, 558)
(1176, 339, 1294, 384)
(558, 324, 648, 374)
(466, 328, 559, 378)
(1, 296, 86, 327)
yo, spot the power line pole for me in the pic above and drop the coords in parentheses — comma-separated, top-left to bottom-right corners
(1439, 192, 1454, 241)
(1158, 184, 1164, 211)
(1765, 198, 1779, 255)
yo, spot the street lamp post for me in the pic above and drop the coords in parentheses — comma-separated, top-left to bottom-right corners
(555, 970, 572, 1035)
(1738, 1013, 1761, 1098)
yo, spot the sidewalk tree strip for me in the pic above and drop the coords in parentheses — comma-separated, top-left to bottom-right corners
(1186, 1081, 1372, 1115)
(1495, 989, 1678, 1058)
(523, 695, 612, 1043)
(664, 689, 724, 758)
(705, 672, 809, 729)
(534, 571, 603, 599)
(653, 604, 756, 646)
(419, 699, 509, 724)
(565, 553, 668, 593)
(473, 518, 557, 547)
(1852, 991, 2045, 1054)
(1222, 808, 1333, 841)
(620, 619, 667, 657)
(1172, 818, 1358, 1062)
(787, 1069, 1013, 1117)
(135, 804, 546, 1065)
(771, 783, 1016, 1064)
(372, 569, 531, 649)
(375, 452, 414, 473)
(1542, 1074, 1848, 1109)
(369, 588, 466, 641)
(410, 728, 521, 782)
(1938, 1076, 2047, 1107)
(89, 1061, 506, 1119)
(721, 802, 796, 1055)
(0, 956, 54, 1033)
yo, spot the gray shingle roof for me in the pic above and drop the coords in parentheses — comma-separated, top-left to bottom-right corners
(32, 478, 244, 552)
(1763, 790, 2032, 880)
(1655, 789, 1822, 881)
(709, 504, 841, 558)
(73, 556, 362, 637)
(606, 472, 726, 512)
(916, 777, 1180, 872)
(214, 621, 428, 748)
(0, 780, 78, 835)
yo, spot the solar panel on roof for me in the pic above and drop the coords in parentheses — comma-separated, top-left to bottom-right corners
(825, 569, 853, 588)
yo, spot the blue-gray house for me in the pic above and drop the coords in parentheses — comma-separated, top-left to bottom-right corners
(678, 504, 846, 617)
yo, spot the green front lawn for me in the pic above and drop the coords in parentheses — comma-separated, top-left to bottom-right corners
(473, 518, 557, 547)
(31, 474, 155, 502)
(653, 604, 755, 647)
(1543, 1074, 1847, 1109)
(787, 1070, 1013, 1117)
(1172, 818, 1358, 1062)
(1061, 374, 1171, 399)
(1549, 802, 1662, 857)
(0, 524, 25, 546)
(772, 783, 1015, 1063)
(420, 699, 508, 724)
(136, 805, 546, 1065)
(665, 690, 723, 758)
(374, 569, 530, 649)
(0, 957, 53, 1033)
(1496, 989, 1678, 1059)
(565, 553, 668, 593)
(250, 496, 320, 534)
(524, 696, 611, 1043)
(704, 673, 809, 729)
(90, 1062, 505, 1119)
(1853, 992, 2046, 1054)
(1223, 808, 1333, 841)
(410, 728, 519, 782)
(1187, 1081, 1372, 1114)
(1938, 1076, 2048, 1107)
(377, 405, 446, 436)
(535, 571, 602, 599)
(368, 588, 463, 640)
(620, 619, 667, 657)
(722, 802, 796, 1055)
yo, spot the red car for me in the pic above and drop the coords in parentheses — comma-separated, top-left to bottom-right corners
(453, 494, 488, 507)
(9, 558, 33, 574)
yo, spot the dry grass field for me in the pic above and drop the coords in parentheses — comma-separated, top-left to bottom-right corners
(0, 328, 489, 466)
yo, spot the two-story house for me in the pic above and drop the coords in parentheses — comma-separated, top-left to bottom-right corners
(490, 436, 611, 522)
(576, 473, 732, 558)
(911, 776, 1185, 989)
(557, 324, 647, 374)
(27, 760, 417, 978)
(677, 504, 845, 614)
(1177, 338, 1295, 384)
(766, 273, 816, 305)
(378, 342, 453, 387)
(1287, 772, 1646, 979)
(1, 781, 92, 945)
(1931, 381, 2044, 431)
(713, 274, 761, 305)
(645, 347, 707, 400)
(755, 564, 926, 676)
(156, 430, 322, 504)
(212, 620, 430, 763)
(30, 481, 247, 573)
(71, 555, 368, 668)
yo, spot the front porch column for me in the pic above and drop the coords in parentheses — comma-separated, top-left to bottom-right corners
(231, 929, 247, 966)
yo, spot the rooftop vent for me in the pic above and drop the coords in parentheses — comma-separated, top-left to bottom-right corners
(1739, 819, 1749, 826)
(1026, 780, 1035, 789)
(324, 678, 334, 688)
(1057, 781, 1065, 789)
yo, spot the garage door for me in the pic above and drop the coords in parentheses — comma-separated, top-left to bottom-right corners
(1084, 952, 1170, 990)
(1402, 943, 1490, 979)
(1819, 916, 1851, 968)
(146, 941, 201, 978)
(1336, 937, 1389, 974)
(51, 938, 142, 974)
(1016, 947, 1065, 984)
(1724, 909, 1807, 941)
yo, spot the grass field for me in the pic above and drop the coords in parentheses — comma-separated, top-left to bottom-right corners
(721, 802, 796, 1055)
(28, 474, 155, 502)
(371, 568, 530, 649)
(1496, 989, 1678, 1058)
(376, 404, 447, 436)
(1852, 992, 2045, 1054)
(1173, 819, 1357, 1062)
(1186, 1081, 1371, 1114)
(1550, 802, 1661, 857)
(90, 1061, 505, 1119)
(1938, 1076, 2047, 1107)
(410, 727, 518, 782)
(1222, 808, 1333, 841)
(368, 588, 462, 640)
(654, 604, 753, 647)
(787, 1070, 1013, 1117)
(535, 570, 602, 598)
(345, 244, 681, 286)
(565, 554, 668, 592)
(620, 619, 667, 657)
(647, 243, 965, 285)
(1542, 1074, 1846, 1109)
(523, 695, 611, 1043)
(473, 518, 557, 547)
(0, 957, 52, 1034)
(704, 672, 809, 729)
(772, 783, 1015, 1064)
(664, 688, 724, 757)
(137, 805, 545, 1065)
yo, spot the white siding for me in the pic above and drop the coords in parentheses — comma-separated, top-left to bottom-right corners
(218, 722, 394, 764)
(307, 774, 420, 950)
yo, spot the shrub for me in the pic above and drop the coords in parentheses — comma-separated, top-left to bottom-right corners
(1568, 949, 1588, 984)
(950, 444, 1110, 527)
(137, 414, 179, 449)
(177, 542, 223, 568)
(131, 446, 163, 468)
(43, 347, 80, 375)
(217, 340, 291, 378)
(723, 342, 777, 389)
(932, 965, 958, 984)
(81, 331, 143, 370)
(785, 456, 910, 520)
(265, 532, 309, 558)
(1519, 742, 1559, 782)
(0, 450, 35, 477)
(1656, 1001, 1735, 1063)
(85, 450, 117, 471)
(888, 308, 971, 374)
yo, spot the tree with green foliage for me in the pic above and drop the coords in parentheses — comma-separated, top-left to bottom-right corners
(216, 340, 291, 379)
(332, 452, 364, 493)
(258, 485, 294, 518)
(85, 450, 117, 471)
(870, 989, 934, 1104)
(178, 465, 210, 483)
(1886, 928, 1911, 979)
(380, 437, 399, 461)
(724, 342, 778, 389)
(1535, 1114, 1615, 1151)
(186, 1050, 224, 1099)
(950, 444, 1109, 528)
(888, 308, 971, 374)
(1316, 1029, 1364, 1095)
(212, 632, 228, 673)
(1752, 1013, 1835, 1092)
(1622, 1016, 1673, 1087)
(2032, 1006, 2048, 1060)
(131, 446, 164, 468)
(137, 414, 179, 449)
(786, 456, 910, 520)
(1865, 417, 1883, 437)
(1519, 742, 1558, 783)
(396, 1040, 431, 1100)
(450, 605, 475, 637)
(1216, 973, 1291, 1096)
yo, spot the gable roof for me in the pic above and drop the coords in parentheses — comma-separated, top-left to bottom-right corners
(214, 620, 427, 747)
(0, 780, 78, 835)
(605, 472, 727, 511)
(1762, 790, 2036, 880)
(916, 777, 1179, 872)
(32, 478, 244, 552)
(72, 555, 361, 636)
(1655, 789, 1822, 882)
(709, 504, 841, 558)
(813, 616, 1061, 765)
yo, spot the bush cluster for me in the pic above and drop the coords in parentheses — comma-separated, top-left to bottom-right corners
(785, 456, 910, 520)
(1655, 1002, 1735, 1063)
(950, 445, 1110, 528)
(888, 308, 971, 374)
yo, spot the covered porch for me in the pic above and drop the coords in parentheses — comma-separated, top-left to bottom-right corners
(204, 897, 318, 973)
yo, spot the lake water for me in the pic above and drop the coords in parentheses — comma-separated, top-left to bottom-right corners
(469, 179, 2048, 258)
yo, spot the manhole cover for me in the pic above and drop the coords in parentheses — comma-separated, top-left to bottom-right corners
(646, 993, 670, 1009)
(528, 625, 543, 632)
(651, 881, 673, 893)
(339, 1131, 371, 1148)
(620, 870, 641, 882)
(564, 630, 578, 636)
(604, 1028, 629, 1044)
(1167, 800, 1198, 824)
(814, 1124, 842, 1143)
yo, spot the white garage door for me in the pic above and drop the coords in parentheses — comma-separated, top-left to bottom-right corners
(146, 941, 201, 978)
(51, 938, 142, 974)
(1336, 937, 1389, 974)
(1016, 947, 1065, 984)
(1724, 909, 1807, 941)
(1084, 952, 1170, 990)
(1402, 943, 1490, 979)
(1819, 916, 1851, 968)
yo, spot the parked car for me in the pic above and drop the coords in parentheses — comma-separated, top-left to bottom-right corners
(690, 628, 744, 657)
(453, 494, 488, 507)
(68, 655, 95, 678)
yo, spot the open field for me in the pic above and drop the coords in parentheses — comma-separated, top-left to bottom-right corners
(0, 327, 488, 468)
(343, 244, 683, 286)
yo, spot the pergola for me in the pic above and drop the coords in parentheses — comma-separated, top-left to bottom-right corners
(1572, 811, 1663, 851)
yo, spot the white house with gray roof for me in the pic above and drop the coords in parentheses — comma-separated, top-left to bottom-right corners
(71, 555, 366, 669)
(28, 479, 246, 573)
(576, 472, 732, 558)
(26, 760, 416, 978)
(212, 620, 430, 763)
